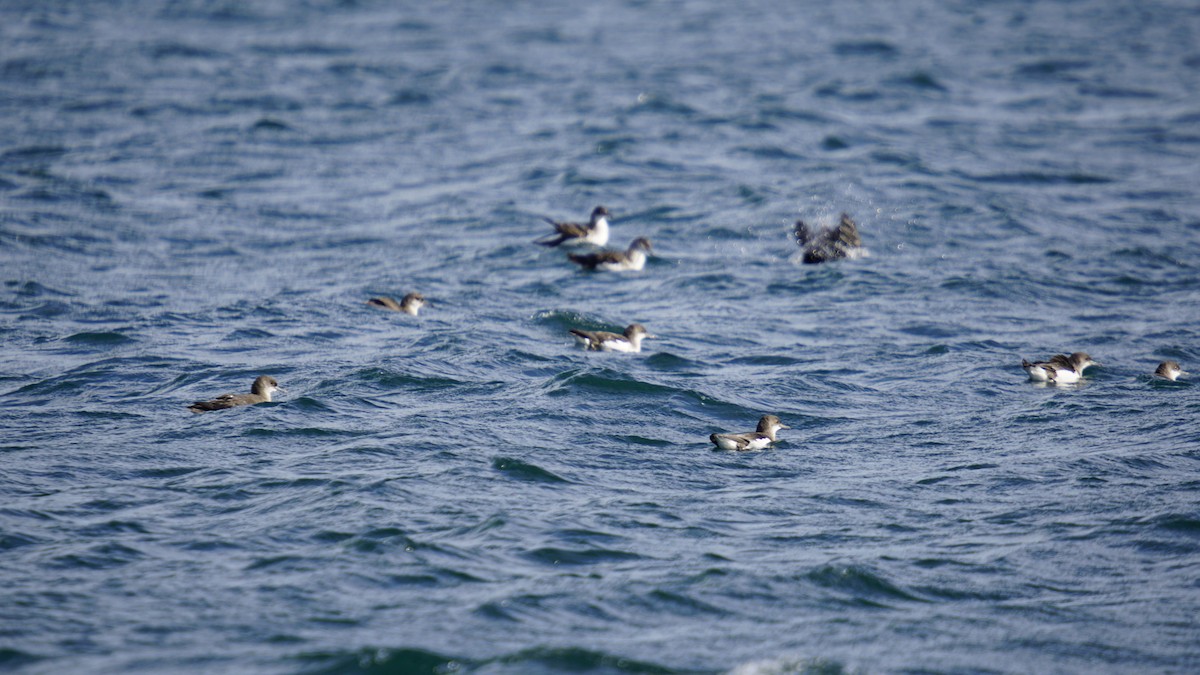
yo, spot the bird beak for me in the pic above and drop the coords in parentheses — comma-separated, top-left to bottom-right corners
(779, 423, 791, 429)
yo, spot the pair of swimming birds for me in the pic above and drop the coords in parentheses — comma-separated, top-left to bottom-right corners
(193, 376, 787, 453)
(536, 206, 653, 272)
(185, 325, 654, 412)
(186, 373, 788, 453)
(1021, 352, 1187, 383)
(537, 206, 865, 266)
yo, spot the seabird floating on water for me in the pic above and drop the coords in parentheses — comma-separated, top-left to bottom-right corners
(568, 237, 653, 272)
(188, 375, 281, 413)
(1021, 352, 1098, 384)
(569, 323, 655, 353)
(368, 292, 425, 316)
(536, 206, 611, 247)
(1154, 360, 1186, 381)
(794, 213, 864, 264)
(709, 415, 790, 451)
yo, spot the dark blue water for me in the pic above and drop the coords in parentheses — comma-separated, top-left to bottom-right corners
(3, 1, 1200, 673)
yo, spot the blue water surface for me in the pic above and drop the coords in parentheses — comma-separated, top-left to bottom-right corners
(2, 1, 1200, 673)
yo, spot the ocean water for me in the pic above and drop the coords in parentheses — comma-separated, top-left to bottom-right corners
(2, 1, 1200, 673)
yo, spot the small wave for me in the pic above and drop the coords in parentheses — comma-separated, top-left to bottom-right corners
(531, 308, 603, 330)
(1132, 538, 1197, 556)
(1015, 58, 1092, 78)
(77, 520, 149, 537)
(643, 352, 700, 372)
(542, 368, 707, 403)
(387, 89, 433, 106)
(639, 588, 729, 617)
(284, 397, 338, 413)
(561, 169, 636, 187)
(735, 145, 805, 161)
(967, 170, 1113, 185)
(1078, 84, 1161, 99)
(0, 648, 43, 670)
(475, 596, 542, 622)
(488, 647, 682, 674)
(244, 555, 309, 572)
(351, 367, 466, 391)
(1147, 514, 1200, 535)
(297, 646, 452, 675)
(524, 546, 643, 566)
(63, 331, 136, 346)
(250, 42, 352, 57)
(224, 328, 275, 340)
(251, 117, 293, 132)
(617, 434, 672, 447)
(130, 466, 205, 479)
(630, 93, 698, 117)
(146, 42, 225, 60)
(242, 425, 356, 439)
(297, 645, 682, 675)
(803, 564, 925, 606)
(820, 135, 849, 151)
(5, 280, 73, 299)
(886, 71, 947, 92)
(833, 39, 899, 57)
(813, 81, 882, 102)
(895, 323, 961, 339)
(347, 527, 421, 555)
(492, 456, 570, 484)
(593, 135, 637, 155)
(910, 580, 1013, 602)
(728, 655, 854, 675)
(50, 542, 144, 570)
(757, 106, 832, 124)
(725, 355, 802, 367)
(0, 144, 67, 163)
(0, 531, 40, 551)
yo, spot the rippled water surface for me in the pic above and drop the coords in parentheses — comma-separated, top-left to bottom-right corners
(3, 1, 1200, 673)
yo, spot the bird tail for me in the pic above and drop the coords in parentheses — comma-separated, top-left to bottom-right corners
(568, 329, 594, 348)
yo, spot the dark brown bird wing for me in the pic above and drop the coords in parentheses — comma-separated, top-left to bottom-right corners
(834, 213, 862, 248)
(568, 249, 623, 269)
